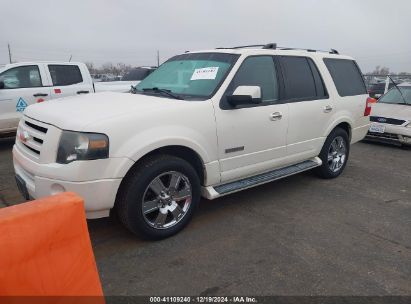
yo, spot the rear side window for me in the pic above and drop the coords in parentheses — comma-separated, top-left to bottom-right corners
(323, 59, 366, 97)
(279, 56, 327, 100)
(48, 65, 83, 86)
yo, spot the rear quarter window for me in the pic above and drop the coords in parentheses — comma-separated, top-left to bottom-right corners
(48, 65, 83, 86)
(323, 58, 366, 97)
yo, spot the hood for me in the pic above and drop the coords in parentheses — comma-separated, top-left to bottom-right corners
(371, 102, 411, 122)
(24, 91, 185, 130)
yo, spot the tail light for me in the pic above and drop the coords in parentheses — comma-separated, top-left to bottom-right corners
(364, 97, 373, 116)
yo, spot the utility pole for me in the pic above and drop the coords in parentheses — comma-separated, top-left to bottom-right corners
(8, 43, 12, 64)
(157, 50, 160, 67)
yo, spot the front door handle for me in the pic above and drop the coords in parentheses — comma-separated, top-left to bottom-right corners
(33, 93, 48, 97)
(270, 112, 283, 121)
(77, 90, 90, 94)
(324, 105, 333, 113)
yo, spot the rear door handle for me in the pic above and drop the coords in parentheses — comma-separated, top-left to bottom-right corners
(77, 90, 90, 94)
(33, 93, 48, 97)
(324, 105, 333, 113)
(270, 112, 283, 121)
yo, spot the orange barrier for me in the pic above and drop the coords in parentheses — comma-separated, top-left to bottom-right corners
(0, 192, 104, 302)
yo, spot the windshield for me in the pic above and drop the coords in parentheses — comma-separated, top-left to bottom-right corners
(135, 53, 239, 100)
(378, 86, 411, 105)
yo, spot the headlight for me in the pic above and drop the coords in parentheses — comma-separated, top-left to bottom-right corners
(57, 131, 109, 164)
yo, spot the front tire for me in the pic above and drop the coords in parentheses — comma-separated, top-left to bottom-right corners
(315, 128, 350, 179)
(116, 154, 200, 239)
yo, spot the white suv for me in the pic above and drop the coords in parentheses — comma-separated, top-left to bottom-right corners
(13, 44, 371, 239)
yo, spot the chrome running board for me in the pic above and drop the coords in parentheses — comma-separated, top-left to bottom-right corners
(202, 157, 322, 199)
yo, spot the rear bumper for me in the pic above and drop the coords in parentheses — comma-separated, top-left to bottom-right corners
(351, 124, 371, 144)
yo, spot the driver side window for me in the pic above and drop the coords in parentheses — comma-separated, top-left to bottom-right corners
(0, 65, 42, 89)
(229, 56, 279, 103)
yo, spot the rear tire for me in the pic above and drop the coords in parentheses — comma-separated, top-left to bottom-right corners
(116, 154, 200, 240)
(315, 128, 350, 179)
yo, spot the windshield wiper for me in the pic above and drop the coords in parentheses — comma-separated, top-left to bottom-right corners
(130, 85, 138, 94)
(142, 87, 184, 100)
(386, 76, 409, 105)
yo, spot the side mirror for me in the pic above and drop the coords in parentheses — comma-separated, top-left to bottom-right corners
(367, 97, 378, 104)
(227, 86, 262, 107)
(0, 81, 4, 90)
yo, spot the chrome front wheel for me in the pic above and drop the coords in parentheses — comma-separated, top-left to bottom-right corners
(142, 171, 192, 230)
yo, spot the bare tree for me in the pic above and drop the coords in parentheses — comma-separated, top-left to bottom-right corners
(87, 62, 135, 77)
(370, 66, 390, 75)
(85, 62, 96, 74)
(116, 63, 133, 76)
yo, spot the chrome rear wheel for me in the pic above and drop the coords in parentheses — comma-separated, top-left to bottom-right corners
(327, 136, 347, 173)
(315, 127, 350, 179)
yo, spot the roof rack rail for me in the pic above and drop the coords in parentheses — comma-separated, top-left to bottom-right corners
(216, 43, 339, 54)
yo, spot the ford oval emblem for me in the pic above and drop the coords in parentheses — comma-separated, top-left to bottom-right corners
(377, 118, 387, 123)
(19, 131, 31, 143)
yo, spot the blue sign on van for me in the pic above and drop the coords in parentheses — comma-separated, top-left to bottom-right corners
(16, 97, 28, 112)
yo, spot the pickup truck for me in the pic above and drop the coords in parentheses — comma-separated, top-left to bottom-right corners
(13, 45, 371, 239)
(0, 61, 138, 135)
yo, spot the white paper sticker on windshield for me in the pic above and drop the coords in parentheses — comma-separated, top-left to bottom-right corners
(190, 67, 219, 80)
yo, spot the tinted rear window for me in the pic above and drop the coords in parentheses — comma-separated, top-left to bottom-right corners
(48, 65, 83, 86)
(279, 56, 327, 100)
(323, 59, 366, 97)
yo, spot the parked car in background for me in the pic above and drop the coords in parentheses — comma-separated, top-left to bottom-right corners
(100, 74, 120, 82)
(121, 66, 156, 81)
(13, 44, 370, 239)
(367, 83, 411, 146)
(95, 67, 157, 93)
(0, 61, 136, 135)
(368, 82, 394, 99)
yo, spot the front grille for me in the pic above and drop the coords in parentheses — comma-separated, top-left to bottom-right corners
(23, 143, 40, 155)
(32, 137, 43, 144)
(25, 120, 48, 133)
(370, 116, 406, 125)
(17, 118, 49, 157)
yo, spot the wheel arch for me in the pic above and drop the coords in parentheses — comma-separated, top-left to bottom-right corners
(325, 118, 353, 142)
(113, 144, 207, 215)
(335, 121, 352, 141)
(138, 145, 205, 184)
(120, 144, 206, 188)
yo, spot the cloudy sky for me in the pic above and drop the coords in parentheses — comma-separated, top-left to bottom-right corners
(1, 0, 410, 73)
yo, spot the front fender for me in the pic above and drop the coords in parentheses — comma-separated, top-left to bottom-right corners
(114, 124, 217, 165)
